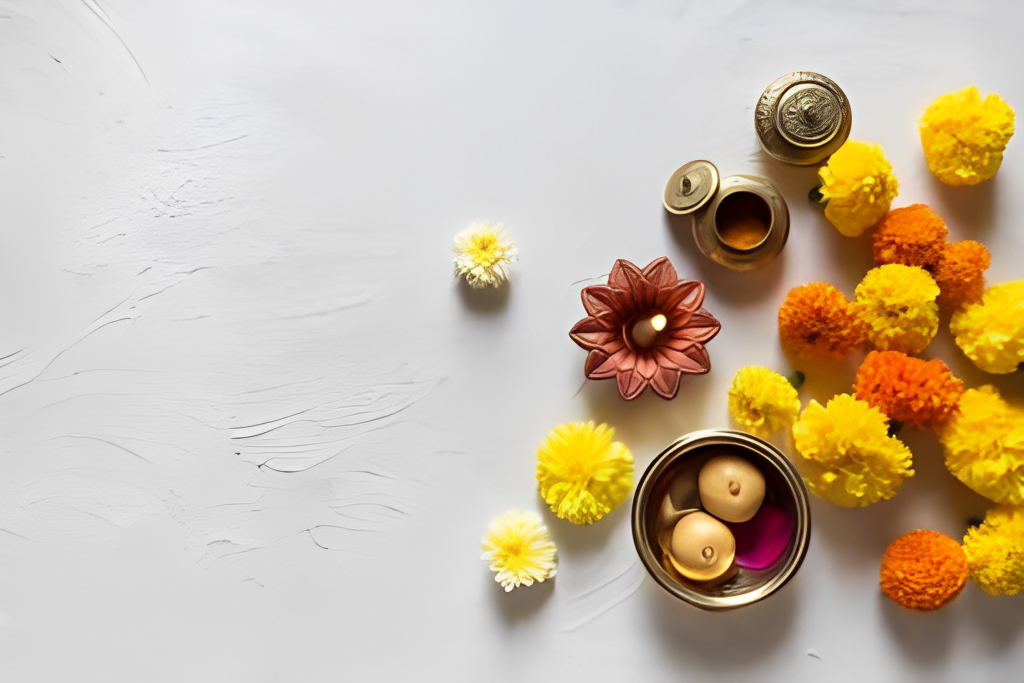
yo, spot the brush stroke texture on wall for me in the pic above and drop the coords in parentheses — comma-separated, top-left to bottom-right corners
(1, 1, 1022, 680)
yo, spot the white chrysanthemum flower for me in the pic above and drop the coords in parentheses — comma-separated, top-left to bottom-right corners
(453, 222, 518, 288)
(481, 510, 557, 591)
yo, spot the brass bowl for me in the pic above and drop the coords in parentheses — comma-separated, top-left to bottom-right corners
(632, 430, 811, 610)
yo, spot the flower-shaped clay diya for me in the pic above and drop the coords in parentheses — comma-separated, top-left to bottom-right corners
(570, 257, 720, 400)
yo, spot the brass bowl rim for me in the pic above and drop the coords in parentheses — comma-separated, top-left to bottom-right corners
(631, 429, 811, 611)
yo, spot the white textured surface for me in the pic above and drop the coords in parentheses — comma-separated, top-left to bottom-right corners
(2, 1, 1023, 680)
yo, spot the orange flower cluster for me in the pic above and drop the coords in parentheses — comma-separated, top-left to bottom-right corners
(879, 530, 968, 611)
(873, 204, 948, 271)
(778, 283, 864, 368)
(872, 204, 990, 309)
(934, 240, 991, 309)
(853, 351, 964, 429)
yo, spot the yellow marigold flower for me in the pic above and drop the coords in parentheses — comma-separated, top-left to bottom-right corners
(819, 140, 899, 237)
(452, 221, 518, 288)
(481, 510, 558, 592)
(939, 386, 1024, 505)
(962, 505, 1024, 596)
(727, 366, 801, 438)
(920, 86, 1015, 186)
(792, 394, 914, 507)
(950, 280, 1024, 374)
(853, 264, 939, 355)
(536, 421, 633, 525)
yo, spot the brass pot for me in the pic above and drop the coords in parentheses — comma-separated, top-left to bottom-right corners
(632, 429, 811, 611)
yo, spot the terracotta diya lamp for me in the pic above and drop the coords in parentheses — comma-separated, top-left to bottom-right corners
(569, 257, 721, 400)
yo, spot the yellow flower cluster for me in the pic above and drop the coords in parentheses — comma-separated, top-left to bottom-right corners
(951, 280, 1024, 374)
(792, 394, 914, 507)
(819, 141, 899, 237)
(727, 366, 801, 438)
(853, 265, 940, 355)
(536, 421, 634, 525)
(481, 510, 558, 591)
(939, 386, 1024, 505)
(920, 86, 1016, 186)
(452, 222, 518, 288)
(962, 505, 1024, 596)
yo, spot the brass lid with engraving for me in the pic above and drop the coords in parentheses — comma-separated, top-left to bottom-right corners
(663, 160, 720, 215)
(755, 72, 851, 166)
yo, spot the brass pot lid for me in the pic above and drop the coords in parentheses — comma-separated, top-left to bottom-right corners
(755, 72, 851, 166)
(663, 160, 720, 215)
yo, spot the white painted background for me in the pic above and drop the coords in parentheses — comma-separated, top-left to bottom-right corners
(1, 1, 1023, 680)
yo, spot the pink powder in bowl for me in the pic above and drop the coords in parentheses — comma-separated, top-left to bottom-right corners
(726, 503, 793, 570)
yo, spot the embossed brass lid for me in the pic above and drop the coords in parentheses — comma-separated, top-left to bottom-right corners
(663, 160, 720, 215)
(755, 72, 851, 166)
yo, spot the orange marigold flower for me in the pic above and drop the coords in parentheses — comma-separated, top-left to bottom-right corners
(778, 283, 863, 368)
(933, 240, 991, 310)
(853, 350, 964, 429)
(879, 529, 968, 611)
(873, 204, 948, 271)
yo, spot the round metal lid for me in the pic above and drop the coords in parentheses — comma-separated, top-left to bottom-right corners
(755, 72, 851, 166)
(663, 160, 720, 215)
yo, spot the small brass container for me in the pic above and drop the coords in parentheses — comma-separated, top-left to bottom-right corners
(755, 71, 851, 166)
(663, 160, 789, 271)
(632, 430, 811, 611)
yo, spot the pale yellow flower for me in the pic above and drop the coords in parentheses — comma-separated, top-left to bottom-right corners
(939, 386, 1024, 505)
(792, 394, 914, 507)
(962, 505, 1024, 596)
(853, 264, 939, 355)
(950, 280, 1024, 374)
(481, 510, 557, 592)
(452, 222, 518, 288)
(920, 86, 1015, 186)
(819, 141, 899, 237)
(728, 366, 801, 437)
(537, 421, 633, 525)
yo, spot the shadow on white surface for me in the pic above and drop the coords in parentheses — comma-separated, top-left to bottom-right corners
(538, 501, 623, 559)
(930, 175, 999, 238)
(881, 597, 958, 667)
(965, 590, 1024, 648)
(641, 575, 798, 668)
(578, 372, 718, 463)
(456, 279, 512, 314)
(488, 571, 554, 624)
